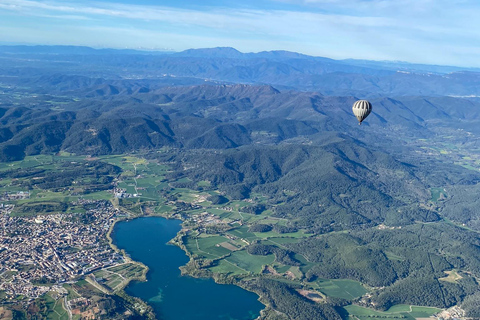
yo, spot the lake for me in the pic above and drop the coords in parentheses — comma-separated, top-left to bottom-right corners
(112, 217, 264, 320)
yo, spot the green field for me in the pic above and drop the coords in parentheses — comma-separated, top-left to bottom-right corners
(93, 263, 145, 292)
(344, 304, 442, 320)
(287, 266, 303, 279)
(63, 284, 80, 301)
(37, 293, 69, 320)
(455, 161, 478, 171)
(274, 264, 291, 273)
(82, 190, 114, 201)
(266, 237, 304, 245)
(0, 155, 55, 171)
(209, 259, 248, 275)
(384, 305, 415, 313)
(198, 207, 243, 221)
(230, 200, 255, 207)
(408, 306, 443, 318)
(430, 187, 446, 202)
(197, 180, 211, 187)
(227, 226, 257, 241)
(256, 217, 288, 225)
(208, 249, 275, 275)
(252, 229, 312, 239)
(385, 251, 405, 261)
(185, 236, 233, 259)
(99, 155, 170, 201)
(224, 250, 275, 273)
(315, 279, 368, 300)
(344, 305, 408, 319)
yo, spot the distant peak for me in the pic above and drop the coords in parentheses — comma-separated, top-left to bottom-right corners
(187, 47, 240, 53)
(175, 47, 244, 58)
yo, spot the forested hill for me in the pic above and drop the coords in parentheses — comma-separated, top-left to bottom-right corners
(163, 143, 442, 230)
(1, 82, 480, 161)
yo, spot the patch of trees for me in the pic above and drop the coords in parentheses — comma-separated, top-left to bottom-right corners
(17, 202, 68, 214)
(174, 201, 198, 211)
(273, 225, 298, 234)
(204, 223, 233, 234)
(245, 278, 342, 320)
(248, 224, 272, 232)
(247, 243, 300, 266)
(0, 168, 45, 179)
(79, 212, 97, 224)
(207, 194, 229, 205)
(462, 291, 480, 318)
(369, 276, 472, 310)
(352, 223, 480, 275)
(440, 184, 480, 232)
(289, 234, 397, 287)
(152, 147, 480, 309)
(31, 277, 55, 286)
(12, 309, 28, 320)
(240, 204, 266, 215)
(383, 206, 440, 226)
(222, 184, 251, 199)
(169, 180, 197, 189)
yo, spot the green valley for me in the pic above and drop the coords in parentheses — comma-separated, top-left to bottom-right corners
(2, 150, 477, 320)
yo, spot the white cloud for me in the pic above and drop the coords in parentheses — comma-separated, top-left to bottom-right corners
(0, 0, 479, 66)
(0, 0, 396, 31)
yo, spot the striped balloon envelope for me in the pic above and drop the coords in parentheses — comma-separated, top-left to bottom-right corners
(352, 100, 372, 125)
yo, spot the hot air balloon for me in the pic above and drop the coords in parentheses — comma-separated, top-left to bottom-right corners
(352, 100, 372, 125)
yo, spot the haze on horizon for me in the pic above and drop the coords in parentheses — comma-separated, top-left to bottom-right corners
(0, 0, 479, 68)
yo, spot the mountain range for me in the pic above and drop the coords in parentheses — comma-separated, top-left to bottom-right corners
(1, 82, 480, 160)
(2, 45, 480, 97)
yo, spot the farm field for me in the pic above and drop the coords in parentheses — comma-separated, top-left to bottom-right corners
(227, 226, 257, 242)
(344, 304, 442, 320)
(210, 259, 249, 275)
(93, 263, 146, 292)
(207, 250, 275, 275)
(228, 250, 275, 272)
(38, 293, 69, 320)
(62, 284, 80, 301)
(185, 236, 233, 259)
(315, 279, 368, 300)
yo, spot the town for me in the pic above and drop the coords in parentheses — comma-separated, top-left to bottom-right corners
(0, 199, 124, 304)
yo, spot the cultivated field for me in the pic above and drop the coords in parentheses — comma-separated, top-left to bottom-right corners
(315, 279, 368, 300)
(344, 304, 442, 320)
(93, 263, 146, 292)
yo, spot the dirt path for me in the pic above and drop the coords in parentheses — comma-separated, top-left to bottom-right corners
(63, 296, 72, 320)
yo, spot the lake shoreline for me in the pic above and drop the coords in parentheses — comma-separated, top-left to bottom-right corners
(103, 213, 156, 318)
(111, 215, 266, 320)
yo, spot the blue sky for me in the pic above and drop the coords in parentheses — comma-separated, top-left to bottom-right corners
(0, 0, 479, 67)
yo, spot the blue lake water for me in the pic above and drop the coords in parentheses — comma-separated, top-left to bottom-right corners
(112, 217, 264, 320)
